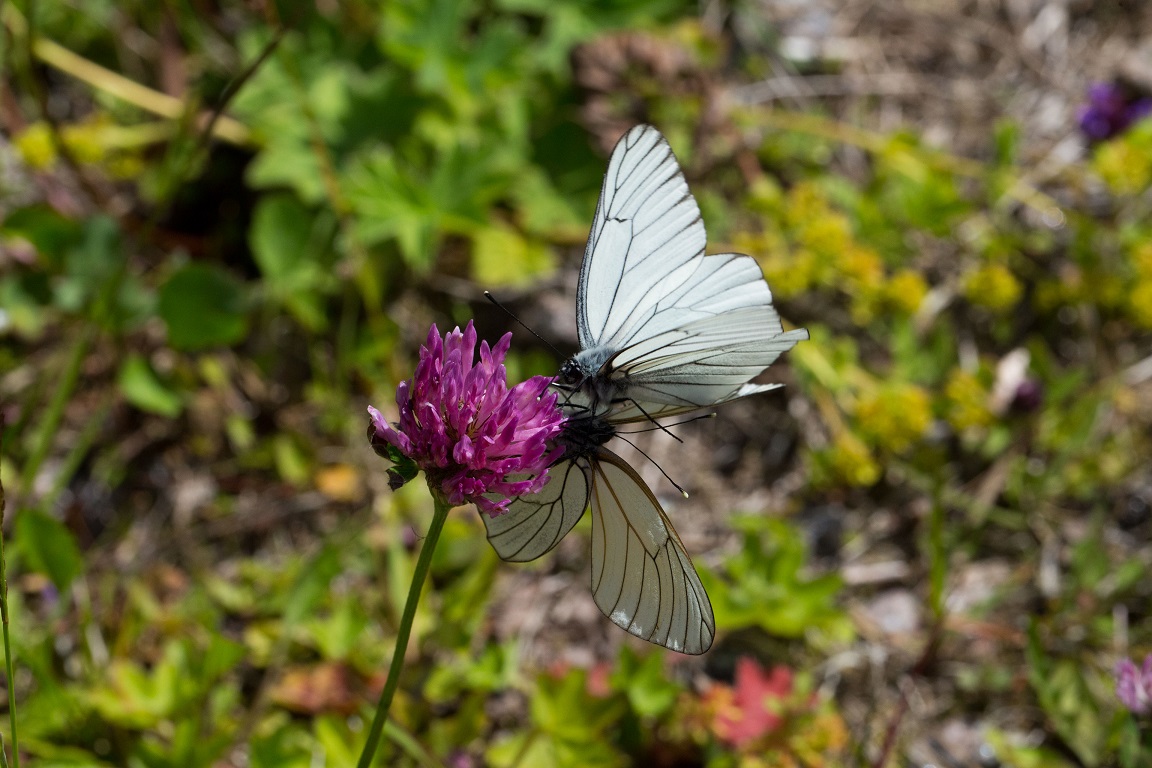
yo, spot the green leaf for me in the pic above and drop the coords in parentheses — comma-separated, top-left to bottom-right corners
(273, 434, 311, 485)
(0, 274, 51, 337)
(250, 195, 317, 283)
(198, 634, 246, 684)
(982, 729, 1078, 768)
(0, 204, 84, 267)
(612, 648, 681, 719)
(16, 509, 83, 591)
(61, 216, 122, 301)
(345, 143, 512, 269)
(117, 354, 183, 417)
(303, 596, 369, 661)
(246, 139, 329, 204)
(385, 445, 419, 487)
(249, 194, 335, 331)
(158, 263, 249, 350)
(1025, 622, 1110, 766)
(88, 660, 171, 728)
(313, 716, 359, 766)
(283, 542, 343, 627)
(702, 516, 851, 641)
(471, 223, 554, 286)
(993, 119, 1019, 167)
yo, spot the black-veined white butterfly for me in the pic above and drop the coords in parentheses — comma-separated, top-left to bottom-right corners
(484, 125, 808, 654)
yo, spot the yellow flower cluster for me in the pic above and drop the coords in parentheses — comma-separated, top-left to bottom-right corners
(1127, 242, 1152, 328)
(1035, 241, 1152, 326)
(854, 383, 933, 453)
(824, 432, 881, 487)
(14, 120, 109, 168)
(749, 181, 933, 322)
(787, 710, 850, 767)
(784, 183, 846, 241)
(758, 248, 820, 299)
(60, 124, 107, 164)
(964, 263, 1022, 312)
(13, 122, 57, 169)
(884, 269, 929, 314)
(838, 245, 884, 290)
(13, 117, 142, 180)
(944, 368, 994, 430)
(1034, 263, 1127, 314)
(795, 214, 854, 260)
(1093, 133, 1152, 196)
(1130, 281, 1152, 328)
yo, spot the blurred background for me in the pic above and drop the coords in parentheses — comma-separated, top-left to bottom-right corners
(2, 0, 1152, 765)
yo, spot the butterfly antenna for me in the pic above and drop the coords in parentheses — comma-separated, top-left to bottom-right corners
(626, 398, 684, 443)
(485, 291, 565, 359)
(616, 435, 690, 498)
(619, 412, 716, 434)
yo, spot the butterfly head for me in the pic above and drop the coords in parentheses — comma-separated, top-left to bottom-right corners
(557, 357, 585, 390)
(557, 345, 620, 406)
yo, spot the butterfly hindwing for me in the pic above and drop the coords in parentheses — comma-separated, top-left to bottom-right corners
(483, 460, 590, 563)
(589, 449, 715, 655)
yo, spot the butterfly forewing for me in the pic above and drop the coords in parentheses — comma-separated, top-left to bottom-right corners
(589, 449, 715, 655)
(483, 460, 591, 563)
(579, 126, 707, 350)
(578, 126, 809, 421)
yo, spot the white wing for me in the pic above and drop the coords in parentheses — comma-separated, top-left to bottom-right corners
(608, 315, 809, 414)
(578, 125, 707, 350)
(483, 461, 590, 563)
(589, 449, 715, 654)
(577, 125, 808, 416)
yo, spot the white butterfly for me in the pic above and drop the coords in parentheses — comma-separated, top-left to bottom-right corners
(484, 125, 808, 654)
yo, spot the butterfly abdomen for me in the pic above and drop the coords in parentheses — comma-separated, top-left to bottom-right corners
(557, 412, 615, 460)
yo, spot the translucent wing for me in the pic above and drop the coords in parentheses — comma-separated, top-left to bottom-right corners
(588, 449, 715, 654)
(483, 460, 590, 563)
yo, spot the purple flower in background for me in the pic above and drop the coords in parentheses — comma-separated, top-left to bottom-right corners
(1115, 654, 1152, 715)
(1010, 378, 1044, 413)
(1078, 82, 1152, 142)
(368, 321, 565, 515)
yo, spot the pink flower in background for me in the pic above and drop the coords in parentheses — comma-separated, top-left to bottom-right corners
(369, 321, 564, 515)
(1116, 654, 1152, 716)
(705, 657, 795, 748)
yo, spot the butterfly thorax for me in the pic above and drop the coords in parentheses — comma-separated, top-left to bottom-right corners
(558, 346, 622, 414)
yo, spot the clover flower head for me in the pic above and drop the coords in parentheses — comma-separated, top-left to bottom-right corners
(1116, 654, 1152, 716)
(1079, 82, 1152, 142)
(368, 321, 565, 515)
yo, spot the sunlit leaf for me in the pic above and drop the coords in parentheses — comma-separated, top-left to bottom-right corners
(158, 263, 249, 350)
(249, 194, 336, 331)
(16, 509, 83, 591)
(118, 354, 183, 418)
(471, 223, 554, 286)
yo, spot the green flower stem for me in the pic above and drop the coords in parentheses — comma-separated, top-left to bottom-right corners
(0, 423, 20, 768)
(356, 496, 451, 768)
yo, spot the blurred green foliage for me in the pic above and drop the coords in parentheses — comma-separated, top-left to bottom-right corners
(1, 0, 1151, 765)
